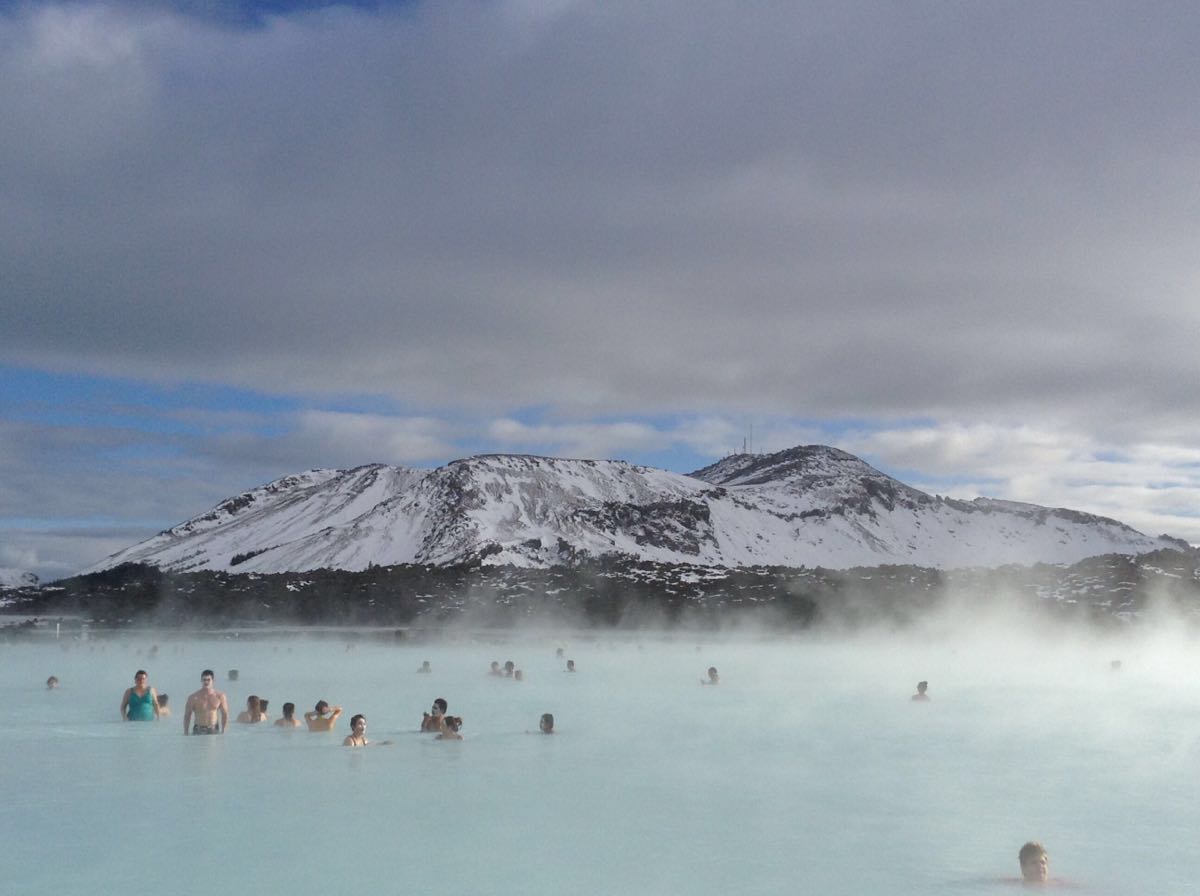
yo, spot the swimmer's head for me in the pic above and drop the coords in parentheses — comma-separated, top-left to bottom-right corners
(201, 670, 215, 685)
(433, 698, 447, 714)
(444, 716, 462, 732)
(540, 713, 554, 733)
(258, 699, 268, 713)
(916, 681, 928, 693)
(46, 676, 59, 689)
(349, 714, 366, 732)
(134, 669, 148, 682)
(566, 660, 575, 671)
(157, 694, 169, 706)
(282, 702, 295, 718)
(315, 700, 330, 714)
(707, 667, 719, 681)
(1018, 842, 1048, 883)
(227, 669, 239, 681)
(246, 695, 261, 711)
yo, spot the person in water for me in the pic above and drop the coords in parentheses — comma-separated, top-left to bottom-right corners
(275, 702, 300, 727)
(912, 681, 930, 701)
(702, 666, 719, 685)
(156, 694, 170, 717)
(417, 660, 432, 674)
(565, 659, 575, 672)
(539, 713, 554, 734)
(1018, 842, 1049, 883)
(121, 669, 160, 721)
(305, 700, 343, 731)
(436, 716, 463, 740)
(343, 714, 369, 746)
(46, 676, 59, 689)
(421, 698, 448, 732)
(489, 661, 502, 676)
(236, 695, 267, 723)
(183, 669, 229, 735)
(342, 714, 394, 747)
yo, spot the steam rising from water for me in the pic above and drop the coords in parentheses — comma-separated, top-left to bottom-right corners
(5, 602, 1200, 894)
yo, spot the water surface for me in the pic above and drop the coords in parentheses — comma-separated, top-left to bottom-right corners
(3, 626, 1196, 894)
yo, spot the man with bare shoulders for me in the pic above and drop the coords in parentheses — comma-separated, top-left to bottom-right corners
(183, 669, 229, 735)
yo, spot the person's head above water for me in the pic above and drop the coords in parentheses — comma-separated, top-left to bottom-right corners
(46, 675, 59, 689)
(315, 700, 330, 714)
(916, 681, 928, 693)
(349, 713, 366, 731)
(200, 670, 215, 686)
(432, 698, 447, 714)
(282, 702, 295, 719)
(157, 693, 168, 707)
(1019, 842, 1048, 883)
(540, 713, 554, 733)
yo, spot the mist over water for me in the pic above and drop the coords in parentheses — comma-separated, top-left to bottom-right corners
(4, 609, 1200, 895)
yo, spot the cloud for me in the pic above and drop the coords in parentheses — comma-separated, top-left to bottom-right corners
(2, 1, 1197, 430)
(4, 1, 1200, 574)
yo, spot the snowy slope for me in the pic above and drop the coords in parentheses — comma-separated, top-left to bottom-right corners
(84, 446, 1182, 575)
(0, 567, 39, 589)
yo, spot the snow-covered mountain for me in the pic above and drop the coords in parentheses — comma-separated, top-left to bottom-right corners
(84, 446, 1183, 575)
(0, 568, 39, 589)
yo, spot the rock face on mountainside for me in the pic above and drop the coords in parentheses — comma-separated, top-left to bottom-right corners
(83, 445, 1184, 575)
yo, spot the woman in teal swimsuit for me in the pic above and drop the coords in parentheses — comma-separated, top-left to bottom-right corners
(121, 670, 160, 721)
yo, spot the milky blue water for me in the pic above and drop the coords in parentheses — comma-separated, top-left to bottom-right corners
(3, 625, 1198, 894)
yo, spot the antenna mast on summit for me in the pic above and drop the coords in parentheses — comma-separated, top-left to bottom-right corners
(741, 424, 755, 455)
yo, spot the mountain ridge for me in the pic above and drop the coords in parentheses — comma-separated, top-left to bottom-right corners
(84, 445, 1183, 575)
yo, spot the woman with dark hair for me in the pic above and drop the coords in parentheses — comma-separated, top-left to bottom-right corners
(436, 716, 463, 741)
(120, 670, 159, 721)
(275, 702, 300, 727)
(343, 714, 392, 746)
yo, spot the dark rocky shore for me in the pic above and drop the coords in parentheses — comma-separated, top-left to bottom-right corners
(3, 548, 1199, 633)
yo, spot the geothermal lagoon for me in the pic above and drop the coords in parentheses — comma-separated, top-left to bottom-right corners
(3, 621, 1199, 895)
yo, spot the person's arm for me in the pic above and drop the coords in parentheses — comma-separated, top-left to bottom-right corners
(219, 694, 230, 733)
(120, 688, 131, 721)
(183, 697, 194, 734)
(329, 706, 343, 723)
(151, 687, 160, 720)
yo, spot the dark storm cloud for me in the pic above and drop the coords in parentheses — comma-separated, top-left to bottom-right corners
(3, 1, 1198, 432)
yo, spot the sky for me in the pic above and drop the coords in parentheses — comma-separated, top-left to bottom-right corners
(2, 0, 1199, 582)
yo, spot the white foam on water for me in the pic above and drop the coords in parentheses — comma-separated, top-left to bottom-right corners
(3, 624, 1200, 895)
